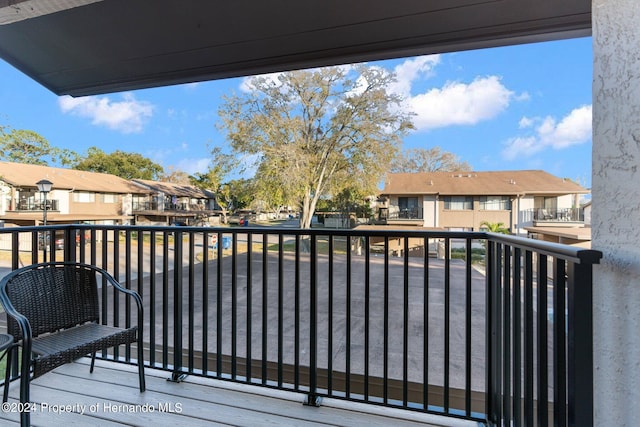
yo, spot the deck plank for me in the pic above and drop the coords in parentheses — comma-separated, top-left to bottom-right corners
(1, 359, 472, 427)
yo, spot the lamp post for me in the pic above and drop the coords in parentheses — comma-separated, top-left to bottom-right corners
(36, 179, 53, 261)
(36, 179, 53, 225)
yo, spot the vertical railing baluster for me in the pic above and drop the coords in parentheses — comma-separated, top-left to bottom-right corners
(294, 234, 300, 389)
(246, 232, 252, 382)
(383, 235, 389, 405)
(278, 233, 284, 387)
(216, 231, 223, 377)
(444, 237, 450, 412)
(231, 232, 238, 379)
(201, 231, 208, 375)
(124, 229, 132, 361)
(465, 237, 473, 416)
(170, 229, 184, 381)
(423, 236, 430, 411)
(136, 229, 144, 366)
(113, 230, 120, 361)
(262, 232, 268, 384)
(513, 247, 522, 425)
(101, 229, 110, 360)
(503, 244, 512, 426)
(346, 233, 352, 398)
(327, 234, 334, 396)
(485, 239, 497, 424)
(537, 254, 549, 426)
(524, 250, 534, 425)
(306, 233, 319, 406)
(553, 259, 567, 427)
(403, 237, 409, 407)
(364, 235, 370, 401)
(188, 232, 195, 373)
(162, 231, 170, 369)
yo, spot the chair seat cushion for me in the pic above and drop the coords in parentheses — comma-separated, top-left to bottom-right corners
(31, 323, 137, 378)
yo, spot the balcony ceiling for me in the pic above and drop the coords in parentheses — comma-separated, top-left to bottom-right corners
(0, 0, 590, 97)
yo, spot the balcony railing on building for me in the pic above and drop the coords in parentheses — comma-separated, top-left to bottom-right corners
(14, 199, 59, 212)
(378, 207, 423, 224)
(0, 224, 601, 426)
(528, 208, 584, 223)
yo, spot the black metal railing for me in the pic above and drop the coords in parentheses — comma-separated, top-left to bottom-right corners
(388, 207, 423, 220)
(0, 225, 601, 426)
(12, 199, 60, 212)
(527, 208, 584, 222)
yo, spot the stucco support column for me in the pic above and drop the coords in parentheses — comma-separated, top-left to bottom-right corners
(592, 1, 640, 425)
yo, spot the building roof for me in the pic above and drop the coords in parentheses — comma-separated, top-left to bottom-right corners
(133, 179, 216, 199)
(381, 170, 589, 196)
(0, 161, 150, 194)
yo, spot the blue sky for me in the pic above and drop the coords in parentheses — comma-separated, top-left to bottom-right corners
(1, 36, 593, 189)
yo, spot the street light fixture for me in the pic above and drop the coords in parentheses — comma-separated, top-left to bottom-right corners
(36, 179, 53, 226)
(36, 179, 53, 262)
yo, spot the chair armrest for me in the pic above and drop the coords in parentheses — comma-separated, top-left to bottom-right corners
(68, 262, 144, 331)
(0, 273, 34, 355)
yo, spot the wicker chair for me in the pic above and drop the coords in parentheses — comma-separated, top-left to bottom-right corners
(0, 262, 145, 426)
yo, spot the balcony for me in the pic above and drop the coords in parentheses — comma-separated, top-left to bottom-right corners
(528, 208, 585, 226)
(378, 207, 424, 226)
(0, 224, 601, 426)
(13, 200, 60, 212)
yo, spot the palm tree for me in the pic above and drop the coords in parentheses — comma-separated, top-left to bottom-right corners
(480, 221, 511, 235)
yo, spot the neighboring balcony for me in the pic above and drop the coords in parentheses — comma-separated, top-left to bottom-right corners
(529, 208, 584, 225)
(14, 199, 59, 212)
(378, 206, 424, 226)
(0, 224, 601, 426)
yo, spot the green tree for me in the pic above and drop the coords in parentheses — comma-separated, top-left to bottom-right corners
(189, 147, 234, 192)
(0, 125, 78, 165)
(480, 221, 511, 234)
(74, 146, 164, 180)
(390, 147, 472, 173)
(218, 65, 413, 229)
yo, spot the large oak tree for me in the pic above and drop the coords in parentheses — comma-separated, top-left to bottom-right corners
(389, 147, 472, 173)
(218, 66, 413, 228)
(0, 125, 77, 165)
(74, 146, 163, 180)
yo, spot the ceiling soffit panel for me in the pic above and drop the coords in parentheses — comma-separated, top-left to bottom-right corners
(0, 0, 591, 96)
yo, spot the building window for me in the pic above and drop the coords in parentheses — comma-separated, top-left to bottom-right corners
(103, 193, 118, 203)
(480, 196, 511, 210)
(444, 196, 473, 210)
(73, 191, 95, 203)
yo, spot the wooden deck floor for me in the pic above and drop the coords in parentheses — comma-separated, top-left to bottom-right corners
(0, 359, 477, 427)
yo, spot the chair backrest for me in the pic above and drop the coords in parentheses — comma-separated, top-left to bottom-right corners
(2, 263, 99, 339)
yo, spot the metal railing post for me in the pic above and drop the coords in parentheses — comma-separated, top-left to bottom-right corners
(567, 260, 595, 427)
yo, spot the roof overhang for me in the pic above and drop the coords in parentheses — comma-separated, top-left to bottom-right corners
(0, 0, 591, 96)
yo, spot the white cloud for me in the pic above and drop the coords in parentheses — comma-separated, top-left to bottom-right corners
(58, 93, 154, 134)
(388, 55, 440, 98)
(409, 76, 514, 131)
(502, 105, 592, 160)
(519, 116, 534, 128)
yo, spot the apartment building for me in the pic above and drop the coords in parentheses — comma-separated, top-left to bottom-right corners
(379, 170, 589, 236)
(0, 161, 149, 226)
(0, 162, 220, 227)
